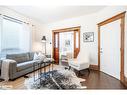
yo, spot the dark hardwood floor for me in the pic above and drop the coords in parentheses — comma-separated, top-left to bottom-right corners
(60, 62, 126, 89)
(79, 69, 127, 89)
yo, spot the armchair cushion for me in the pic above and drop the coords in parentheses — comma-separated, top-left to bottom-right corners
(69, 59, 89, 71)
(68, 52, 90, 71)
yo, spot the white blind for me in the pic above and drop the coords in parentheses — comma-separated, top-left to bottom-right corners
(0, 17, 31, 58)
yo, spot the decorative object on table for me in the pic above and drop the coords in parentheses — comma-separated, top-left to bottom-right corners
(83, 32, 94, 42)
(41, 36, 46, 54)
(25, 66, 86, 89)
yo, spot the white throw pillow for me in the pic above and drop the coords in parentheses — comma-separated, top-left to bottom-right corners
(33, 52, 46, 60)
(33, 53, 38, 60)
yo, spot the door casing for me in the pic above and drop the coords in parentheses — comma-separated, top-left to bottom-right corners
(97, 11, 126, 82)
(52, 26, 80, 64)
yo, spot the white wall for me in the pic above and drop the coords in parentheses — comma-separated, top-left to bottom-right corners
(40, 6, 126, 65)
(41, 13, 98, 63)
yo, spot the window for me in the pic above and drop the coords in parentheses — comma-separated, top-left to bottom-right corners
(55, 33, 58, 48)
(59, 32, 74, 58)
(0, 16, 31, 58)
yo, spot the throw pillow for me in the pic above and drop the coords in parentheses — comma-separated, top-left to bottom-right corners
(33, 52, 46, 60)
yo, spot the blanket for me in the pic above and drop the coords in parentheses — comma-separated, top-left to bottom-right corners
(0, 59, 16, 81)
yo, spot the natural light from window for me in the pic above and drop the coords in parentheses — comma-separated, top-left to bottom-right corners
(0, 17, 31, 58)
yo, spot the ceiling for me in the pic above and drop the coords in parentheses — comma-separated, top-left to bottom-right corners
(7, 6, 106, 24)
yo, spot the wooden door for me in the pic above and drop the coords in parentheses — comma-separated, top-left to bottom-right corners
(52, 26, 80, 64)
(54, 32, 59, 64)
(74, 30, 80, 58)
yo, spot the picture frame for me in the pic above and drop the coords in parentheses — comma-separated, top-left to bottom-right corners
(83, 32, 94, 42)
(65, 40, 70, 47)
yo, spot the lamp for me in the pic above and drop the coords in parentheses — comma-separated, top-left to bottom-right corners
(41, 36, 46, 42)
(41, 36, 46, 54)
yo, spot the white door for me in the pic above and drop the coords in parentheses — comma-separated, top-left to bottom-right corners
(100, 19, 121, 80)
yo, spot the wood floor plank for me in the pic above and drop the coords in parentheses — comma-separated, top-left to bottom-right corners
(79, 69, 127, 89)
(0, 65, 126, 89)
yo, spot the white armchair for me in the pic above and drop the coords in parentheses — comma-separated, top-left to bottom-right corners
(68, 52, 90, 76)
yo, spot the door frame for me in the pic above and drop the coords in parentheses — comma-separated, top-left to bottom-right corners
(53, 32, 59, 64)
(97, 11, 126, 82)
(52, 26, 81, 63)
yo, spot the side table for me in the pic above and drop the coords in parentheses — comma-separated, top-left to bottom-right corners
(33, 58, 55, 88)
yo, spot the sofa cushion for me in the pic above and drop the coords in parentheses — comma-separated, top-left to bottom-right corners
(17, 61, 35, 71)
(6, 53, 30, 63)
(17, 60, 42, 71)
(0, 60, 2, 70)
(29, 52, 34, 61)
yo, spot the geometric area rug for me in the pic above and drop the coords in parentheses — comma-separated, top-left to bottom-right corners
(25, 66, 87, 89)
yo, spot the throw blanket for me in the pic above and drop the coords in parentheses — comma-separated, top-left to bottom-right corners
(1, 59, 15, 81)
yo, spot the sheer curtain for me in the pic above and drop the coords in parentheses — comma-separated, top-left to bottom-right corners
(0, 16, 32, 59)
(19, 23, 32, 52)
(0, 15, 3, 58)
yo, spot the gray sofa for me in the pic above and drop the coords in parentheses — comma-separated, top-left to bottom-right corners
(0, 52, 50, 80)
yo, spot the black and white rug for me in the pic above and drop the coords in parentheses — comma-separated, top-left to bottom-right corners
(25, 66, 87, 89)
(0, 79, 4, 82)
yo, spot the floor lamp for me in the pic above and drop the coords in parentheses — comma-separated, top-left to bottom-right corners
(41, 36, 46, 55)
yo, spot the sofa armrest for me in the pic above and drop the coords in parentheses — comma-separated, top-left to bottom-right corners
(1, 59, 17, 79)
(8, 60, 17, 74)
(2, 59, 17, 74)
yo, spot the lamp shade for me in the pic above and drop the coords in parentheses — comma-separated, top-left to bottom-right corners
(41, 36, 46, 42)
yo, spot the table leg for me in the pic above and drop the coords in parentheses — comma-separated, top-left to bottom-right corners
(44, 62, 46, 79)
(52, 62, 54, 77)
